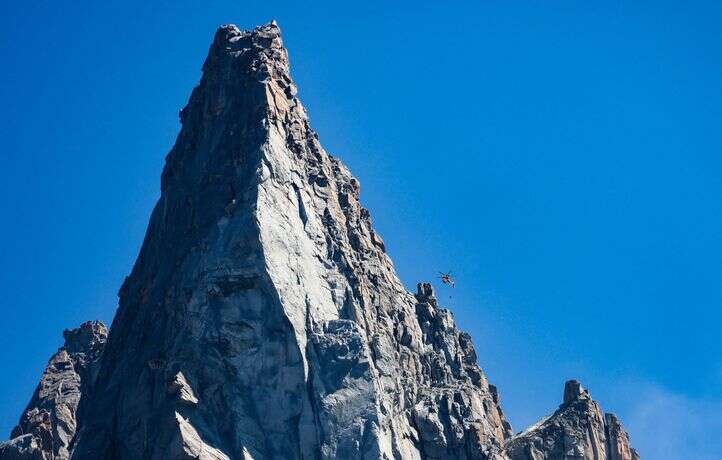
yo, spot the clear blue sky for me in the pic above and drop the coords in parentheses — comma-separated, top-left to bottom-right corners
(1, 2, 720, 458)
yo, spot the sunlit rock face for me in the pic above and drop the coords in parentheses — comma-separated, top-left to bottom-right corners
(1, 23, 638, 460)
(503, 380, 639, 460)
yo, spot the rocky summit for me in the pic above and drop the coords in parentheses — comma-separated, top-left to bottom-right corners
(504, 381, 639, 460)
(0, 22, 638, 460)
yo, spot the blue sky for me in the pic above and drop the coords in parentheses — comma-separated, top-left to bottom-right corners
(1, 2, 721, 457)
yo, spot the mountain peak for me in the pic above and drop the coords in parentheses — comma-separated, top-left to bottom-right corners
(205, 21, 288, 77)
(504, 380, 639, 460)
(63, 21, 512, 459)
(0, 321, 107, 460)
(1, 23, 639, 460)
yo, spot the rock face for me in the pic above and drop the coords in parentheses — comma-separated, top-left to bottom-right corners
(1, 22, 639, 460)
(0, 321, 107, 460)
(503, 381, 639, 460)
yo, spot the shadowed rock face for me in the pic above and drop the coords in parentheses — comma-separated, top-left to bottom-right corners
(1, 23, 639, 460)
(503, 381, 639, 460)
(0, 321, 107, 460)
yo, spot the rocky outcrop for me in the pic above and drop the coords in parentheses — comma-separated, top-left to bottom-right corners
(0, 321, 107, 459)
(605, 413, 639, 460)
(1, 22, 639, 460)
(503, 380, 639, 460)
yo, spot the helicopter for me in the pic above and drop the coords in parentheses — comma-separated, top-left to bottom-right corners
(438, 271, 456, 288)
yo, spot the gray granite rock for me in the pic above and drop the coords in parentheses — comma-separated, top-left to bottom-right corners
(65, 22, 509, 459)
(0, 321, 107, 460)
(503, 380, 639, 460)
